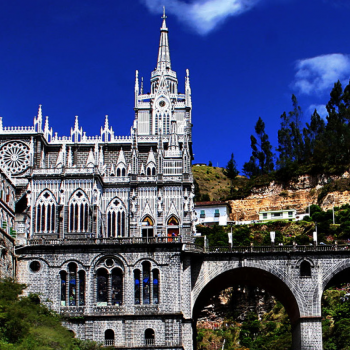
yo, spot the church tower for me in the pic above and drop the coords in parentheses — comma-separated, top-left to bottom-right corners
(134, 8, 192, 139)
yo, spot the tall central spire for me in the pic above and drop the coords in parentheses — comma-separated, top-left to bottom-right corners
(157, 7, 171, 71)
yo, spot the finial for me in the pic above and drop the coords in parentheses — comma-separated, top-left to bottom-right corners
(186, 69, 189, 78)
(162, 6, 166, 20)
(38, 104, 42, 119)
(141, 77, 144, 94)
(105, 115, 109, 128)
(74, 115, 79, 129)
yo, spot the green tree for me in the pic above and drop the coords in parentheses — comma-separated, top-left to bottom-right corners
(277, 95, 304, 168)
(0, 278, 104, 350)
(223, 153, 239, 180)
(243, 117, 274, 177)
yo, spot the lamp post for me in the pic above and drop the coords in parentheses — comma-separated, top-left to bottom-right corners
(228, 222, 234, 251)
(313, 221, 317, 247)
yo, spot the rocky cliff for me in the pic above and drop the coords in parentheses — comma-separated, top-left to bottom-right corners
(228, 172, 350, 221)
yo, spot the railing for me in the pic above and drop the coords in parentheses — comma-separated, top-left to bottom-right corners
(22, 237, 349, 253)
(145, 339, 155, 346)
(26, 236, 183, 246)
(105, 339, 115, 346)
(203, 244, 348, 253)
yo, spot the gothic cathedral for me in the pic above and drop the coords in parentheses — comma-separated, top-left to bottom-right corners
(1, 13, 196, 349)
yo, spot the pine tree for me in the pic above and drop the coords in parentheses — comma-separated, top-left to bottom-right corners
(223, 153, 239, 180)
(243, 117, 274, 177)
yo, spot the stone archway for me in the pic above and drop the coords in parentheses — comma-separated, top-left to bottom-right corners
(192, 267, 301, 350)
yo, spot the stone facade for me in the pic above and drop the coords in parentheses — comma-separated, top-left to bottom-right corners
(2, 11, 195, 349)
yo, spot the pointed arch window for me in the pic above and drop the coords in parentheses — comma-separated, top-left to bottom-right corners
(106, 199, 126, 238)
(117, 165, 126, 177)
(167, 216, 179, 242)
(69, 190, 90, 233)
(35, 190, 57, 233)
(141, 216, 154, 239)
(146, 163, 156, 176)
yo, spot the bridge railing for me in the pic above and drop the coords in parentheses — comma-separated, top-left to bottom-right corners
(205, 244, 348, 253)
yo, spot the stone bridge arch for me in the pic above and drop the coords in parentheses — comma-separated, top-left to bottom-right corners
(190, 258, 314, 350)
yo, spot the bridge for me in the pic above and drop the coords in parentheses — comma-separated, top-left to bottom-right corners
(16, 238, 350, 350)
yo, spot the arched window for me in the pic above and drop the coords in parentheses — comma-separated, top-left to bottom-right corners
(134, 263, 159, 305)
(69, 190, 90, 233)
(106, 199, 126, 238)
(145, 329, 155, 346)
(97, 268, 108, 305)
(146, 164, 156, 176)
(153, 269, 159, 304)
(141, 216, 154, 239)
(35, 190, 56, 233)
(79, 271, 85, 306)
(143, 262, 151, 305)
(60, 271, 67, 306)
(134, 269, 141, 304)
(111, 268, 123, 305)
(167, 216, 179, 242)
(300, 261, 311, 277)
(117, 165, 126, 177)
(105, 329, 115, 347)
(60, 265, 85, 307)
(68, 263, 77, 306)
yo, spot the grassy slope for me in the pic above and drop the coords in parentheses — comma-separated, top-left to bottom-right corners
(192, 165, 248, 201)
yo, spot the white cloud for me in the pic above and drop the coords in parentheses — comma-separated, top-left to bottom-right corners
(307, 104, 328, 119)
(141, 0, 260, 35)
(293, 54, 350, 95)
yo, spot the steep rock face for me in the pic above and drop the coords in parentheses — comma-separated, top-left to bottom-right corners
(228, 173, 350, 221)
(197, 286, 276, 329)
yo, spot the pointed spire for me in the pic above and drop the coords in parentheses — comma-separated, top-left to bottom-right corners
(157, 7, 171, 71)
(117, 148, 126, 166)
(110, 163, 116, 176)
(34, 104, 43, 132)
(44, 116, 53, 142)
(169, 121, 179, 151)
(74, 115, 79, 129)
(135, 70, 139, 108)
(146, 147, 156, 165)
(67, 147, 73, 167)
(185, 69, 192, 107)
(86, 148, 95, 168)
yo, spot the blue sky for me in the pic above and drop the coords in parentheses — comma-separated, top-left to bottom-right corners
(1, 0, 350, 172)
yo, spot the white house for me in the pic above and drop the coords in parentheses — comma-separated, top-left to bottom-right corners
(194, 201, 230, 226)
(259, 209, 297, 222)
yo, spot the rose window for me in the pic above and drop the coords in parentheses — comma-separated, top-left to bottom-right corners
(0, 141, 31, 174)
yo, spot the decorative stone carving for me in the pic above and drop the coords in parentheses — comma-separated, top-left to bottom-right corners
(0, 141, 31, 175)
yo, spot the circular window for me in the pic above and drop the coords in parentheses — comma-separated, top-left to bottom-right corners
(29, 261, 41, 273)
(105, 258, 114, 267)
(159, 100, 166, 107)
(0, 141, 31, 175)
